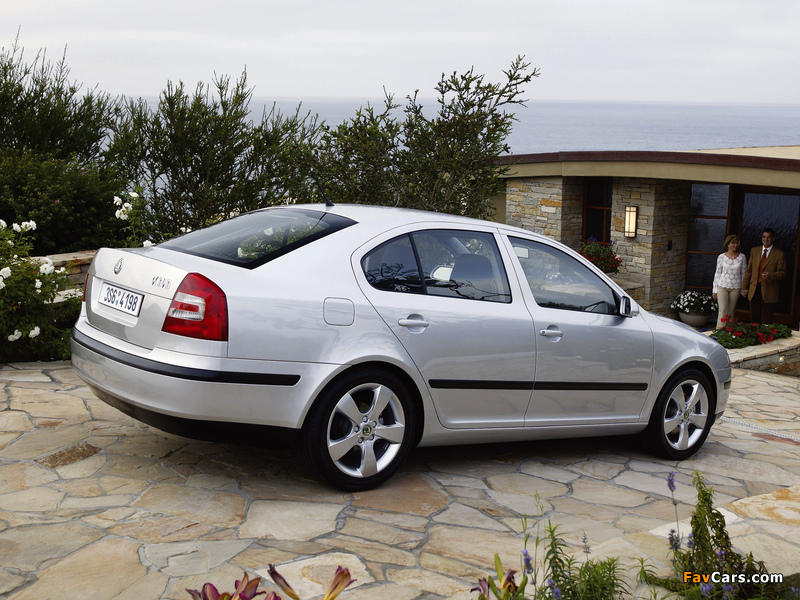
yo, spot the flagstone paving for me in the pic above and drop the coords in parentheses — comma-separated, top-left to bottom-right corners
(1, 347, 799, 599)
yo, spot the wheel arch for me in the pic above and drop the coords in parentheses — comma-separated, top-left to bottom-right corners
(668, 359, 719, 405)
(304, 360, 426, 448)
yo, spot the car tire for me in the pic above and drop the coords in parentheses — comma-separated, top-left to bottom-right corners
(641, 368, 716, 460)
(300, 369, 417, 491)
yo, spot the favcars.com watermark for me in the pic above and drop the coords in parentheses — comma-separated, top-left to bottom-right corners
(684, 571, 784, 585)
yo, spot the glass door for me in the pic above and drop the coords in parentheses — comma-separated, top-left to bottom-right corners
(740, 192, 799, 325)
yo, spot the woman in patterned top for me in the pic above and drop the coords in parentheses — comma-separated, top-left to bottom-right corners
(712, 234, 747, 329)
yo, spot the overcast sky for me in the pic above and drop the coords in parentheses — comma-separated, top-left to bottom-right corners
(4, 0, 799, 104)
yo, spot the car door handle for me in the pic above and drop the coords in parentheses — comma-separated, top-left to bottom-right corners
(539, 328, 564, 338)
(399, 318, 430, 328)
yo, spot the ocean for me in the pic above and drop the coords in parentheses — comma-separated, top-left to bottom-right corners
(257, 98, 800, 155)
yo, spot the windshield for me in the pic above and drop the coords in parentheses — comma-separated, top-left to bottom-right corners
(160, 207, 356, 269)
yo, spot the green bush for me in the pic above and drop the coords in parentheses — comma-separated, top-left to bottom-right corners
(639, 472, 794, 599)
(472, 496, 628, 600)
(0, 220, 80, 362)
(106, 72, 319, 243)
(0, 36, 125, 254)
(315, 56, 538, 220)
(0, 36, 115, 162)
(0, 151, 126, 254)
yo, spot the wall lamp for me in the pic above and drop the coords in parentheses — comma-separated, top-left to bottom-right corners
(624, 205, 638, 238)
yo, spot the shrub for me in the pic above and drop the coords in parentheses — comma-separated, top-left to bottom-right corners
(472, 496, 628, 600)
(314, 56, 538, 219)
(640, 471, 790, 599)
(107, 72, 320, 243)
(580, 239, 622, 274)
(0, 151, 126, 254)
(710, 317, 792, 349)
(0, 35, 124, 254)
(0, 220, 80, 362)
(0, 35, 116, 161)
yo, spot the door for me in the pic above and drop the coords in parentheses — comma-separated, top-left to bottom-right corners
(356, 227, 537, 429)
(739, 192, 799, 325)
(505, 236, 654, 427)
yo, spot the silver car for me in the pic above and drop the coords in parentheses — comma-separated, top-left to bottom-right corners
(72, 204, 731, 490)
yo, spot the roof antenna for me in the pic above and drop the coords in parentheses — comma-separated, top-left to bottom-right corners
(313, 178, 334, 208)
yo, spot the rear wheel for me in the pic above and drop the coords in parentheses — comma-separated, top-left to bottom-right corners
(641, 368, 715, 460)
(300, 369, 416, 491)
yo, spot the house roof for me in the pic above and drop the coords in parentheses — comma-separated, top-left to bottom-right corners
(500, 146, 800, 189)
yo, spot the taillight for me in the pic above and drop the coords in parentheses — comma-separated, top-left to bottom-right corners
(162, 273, 228, 341)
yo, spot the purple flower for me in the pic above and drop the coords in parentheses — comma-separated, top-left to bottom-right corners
(546, 578, 562, 599)
(668, 528, 681, 552)
(701, 582, 713, 597)
(522, 549, 533, 574)
(667, 472, 676, 492)
(687, 533, 694, 549)
(723, 583, 738, 600)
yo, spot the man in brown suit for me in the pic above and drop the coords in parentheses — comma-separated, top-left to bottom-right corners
(741, 228, 786, 324)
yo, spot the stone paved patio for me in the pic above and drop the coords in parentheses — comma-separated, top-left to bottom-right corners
(1, 346, 799, 599)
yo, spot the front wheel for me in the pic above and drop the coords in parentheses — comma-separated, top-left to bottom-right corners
(300, 369, 416, 491)
(641, 368, 716, 460)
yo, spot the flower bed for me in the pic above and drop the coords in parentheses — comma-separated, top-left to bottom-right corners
(710, 317, 793, 349)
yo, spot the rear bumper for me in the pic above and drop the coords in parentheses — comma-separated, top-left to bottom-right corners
(71, 326, 340, 430)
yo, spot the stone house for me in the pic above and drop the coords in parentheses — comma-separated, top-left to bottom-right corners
(494, 147, 800, 326)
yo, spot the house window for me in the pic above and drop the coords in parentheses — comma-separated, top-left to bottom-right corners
(685, 184, 730, 291)
(583, 179, 612, 244)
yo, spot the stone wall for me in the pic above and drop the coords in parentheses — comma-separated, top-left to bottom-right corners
(611, 178, 691, 313)
(505, 176, 584, 252)
(506, 175, 692, 315)
(39, 251, 96, 290)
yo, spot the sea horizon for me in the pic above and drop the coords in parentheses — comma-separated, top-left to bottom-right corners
(138, 95, 800, 155)
(257, 97, 800, 155)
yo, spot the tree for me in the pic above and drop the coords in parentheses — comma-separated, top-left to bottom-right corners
(0, 34, 116, 162)
(107, 71, 320, 242)
(314, 56, 538, 219)
(0, 34, 125, 254)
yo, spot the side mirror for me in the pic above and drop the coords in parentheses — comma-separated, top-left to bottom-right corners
(619, 296, 637, 317)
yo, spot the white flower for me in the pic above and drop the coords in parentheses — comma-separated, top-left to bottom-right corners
(20, 220, 36, 231)
(35, 279, 42, 289)
(115, 209, 129, 220)
(28, 326, 41, 338)
(0, 267, 10, 278)
(8, 330, 22, 342)
(142, 240, 154, 247)
(129, 191, 139, 199)
(0, 280, 5, 290)
(0, 219, 6, 229)
(179, 226, 192, 233)
(7, 240, 13, 246)
(114, 196, 123, 206)
(12, 223, 21, 232)
(39, 263, 55, 275)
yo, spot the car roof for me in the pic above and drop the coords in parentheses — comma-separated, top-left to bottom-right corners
(272, 203, 548, 241)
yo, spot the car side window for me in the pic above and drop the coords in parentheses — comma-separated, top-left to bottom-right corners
(361, 230, 511, 303)
(412, 230, 511, 303)
(361, 235, 423, 294)
(510, 237, 617, 314)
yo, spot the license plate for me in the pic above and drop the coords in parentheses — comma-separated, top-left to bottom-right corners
(98, 281, 144, 317)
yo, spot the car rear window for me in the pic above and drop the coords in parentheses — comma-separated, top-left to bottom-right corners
(160, 207, 356, 269)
